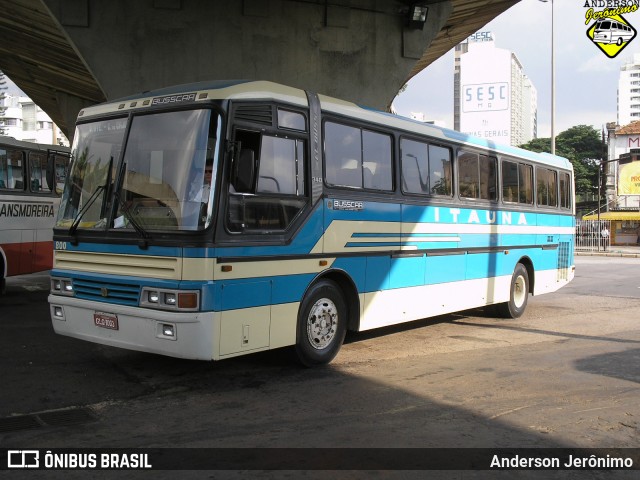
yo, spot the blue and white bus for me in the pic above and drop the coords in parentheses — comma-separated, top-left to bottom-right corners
(49, 81, 575, 366)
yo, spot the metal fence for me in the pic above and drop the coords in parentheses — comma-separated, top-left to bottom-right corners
(575, 219, 611, 251)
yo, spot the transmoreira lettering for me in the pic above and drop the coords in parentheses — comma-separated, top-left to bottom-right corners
(0, 202, 55, 217)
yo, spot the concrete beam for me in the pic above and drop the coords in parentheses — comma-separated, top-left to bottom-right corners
(41, 0, 451, 111)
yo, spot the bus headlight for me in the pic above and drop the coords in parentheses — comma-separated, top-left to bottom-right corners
(51, 277, 74, 296)
(164, 292, 177, 306)
(140, 287, 200, 312)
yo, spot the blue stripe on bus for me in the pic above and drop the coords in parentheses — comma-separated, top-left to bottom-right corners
(56, 203, 573, 260)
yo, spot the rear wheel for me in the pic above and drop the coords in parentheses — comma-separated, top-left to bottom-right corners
(496, 263, 529, 319)
(295, 280, 347, 367)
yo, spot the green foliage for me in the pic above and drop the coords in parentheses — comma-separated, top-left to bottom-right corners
(519, 125, 605, 198)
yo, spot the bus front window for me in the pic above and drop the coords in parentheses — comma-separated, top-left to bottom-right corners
(57, 117, 127, 230)
(57, 109, 221, 233)
(114, 109, 220, 231)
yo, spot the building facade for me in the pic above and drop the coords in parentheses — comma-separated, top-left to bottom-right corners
(585, 121, 640, 245)
(454, 32, 537, 147)
(618, 54, 640, 127)
(0, 93, 68, 146)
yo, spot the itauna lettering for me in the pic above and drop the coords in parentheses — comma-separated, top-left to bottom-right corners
(434, 207, 528, 225)
(0, 202, 55, 218)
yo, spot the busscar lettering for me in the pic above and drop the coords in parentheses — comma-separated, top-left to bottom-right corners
(0, 202, 55, 218)
(332, 200, 364, 211)
(151, 93, 197, 105)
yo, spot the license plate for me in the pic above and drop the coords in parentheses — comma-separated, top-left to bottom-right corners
(94, 312, 119, 330)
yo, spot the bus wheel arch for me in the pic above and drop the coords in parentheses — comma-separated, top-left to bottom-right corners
(294, 270, 359, 367)
(517, 256, 535, 295)
(496, 258, 533, 319)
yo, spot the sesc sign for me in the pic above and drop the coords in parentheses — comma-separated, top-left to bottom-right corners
(462, 82, 509, 112)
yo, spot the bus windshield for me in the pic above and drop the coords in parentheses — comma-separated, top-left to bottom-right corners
(57, 109, 220, 232)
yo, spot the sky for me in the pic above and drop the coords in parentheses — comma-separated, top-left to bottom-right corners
(392, 0, 640, 138)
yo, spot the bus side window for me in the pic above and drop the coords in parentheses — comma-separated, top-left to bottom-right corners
(0, 148, 7, 189)
(0, 148, 25, 190)
(325, 122, 362, 188)
(325, 121, 393, 191)
(458, 151, 479, 198)
(29, 152, 49, 193)
(536, 167, 558, 207)
(54, 155, 69, 195)
(227, 129, 307, 233)
(559, 171, 571, 209)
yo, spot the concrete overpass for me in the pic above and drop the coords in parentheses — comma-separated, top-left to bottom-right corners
(0, 0, 519, 140)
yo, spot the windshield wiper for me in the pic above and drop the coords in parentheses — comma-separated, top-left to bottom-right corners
(114, 192, 150, 250)
(68, 156, 115, 243)
(68, 184, 107, 242)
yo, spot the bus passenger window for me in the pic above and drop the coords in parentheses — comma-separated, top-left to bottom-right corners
(325, 122, 362, 188)
(401, 139, 429, 194)
(29, 152, 49, 193)
(428, 144, 452, 196)
(502, 160, 519, 202)
(55, 155, 69, 195)
(458, 151, 479, 198)
(559, 172, 571, 209)
(479, 154, 497, 201)
(401, 140, 451, 196)
(536, 167, 558, 207)
(363, 130, 392, 191)
(0, 149, 24, 190)
(519, 164, 533, 204)
(458, 151, 496, 200)
(502, 160, 533, 204)
(325, 121, 393, 191)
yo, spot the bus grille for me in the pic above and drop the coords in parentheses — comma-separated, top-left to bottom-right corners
(557, 241, 571, 281)
(73, 278, 141, 306)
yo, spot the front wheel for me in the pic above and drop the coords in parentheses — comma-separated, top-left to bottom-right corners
(496, 263, 529, 319)
(295, 280, 347, 367)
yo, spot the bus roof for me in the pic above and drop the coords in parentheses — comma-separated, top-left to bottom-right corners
(78, 80, 572, 172)
(0, 135, 69, 153)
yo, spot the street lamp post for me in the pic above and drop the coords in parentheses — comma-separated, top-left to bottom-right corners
(540, 0, 555, 155)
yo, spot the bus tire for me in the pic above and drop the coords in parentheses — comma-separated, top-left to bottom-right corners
(496, 263, 529, 319)
(295, 280, 347, 367)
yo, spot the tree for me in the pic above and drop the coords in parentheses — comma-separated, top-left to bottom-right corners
(519, 125, 605, 199)
(0, 70, 7, 136)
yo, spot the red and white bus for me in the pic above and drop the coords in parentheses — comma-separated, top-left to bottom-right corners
(0, 136, 70, 293)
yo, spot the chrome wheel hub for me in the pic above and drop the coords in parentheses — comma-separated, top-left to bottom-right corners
(307, 297, 338, 350)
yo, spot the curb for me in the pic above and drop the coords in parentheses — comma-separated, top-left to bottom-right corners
(576, 251, 640, 258)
